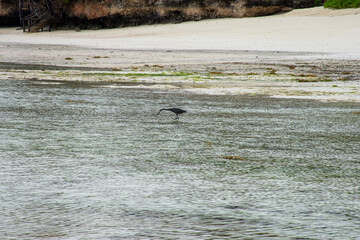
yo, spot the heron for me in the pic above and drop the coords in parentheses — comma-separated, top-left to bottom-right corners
(157, 108, 187, 120)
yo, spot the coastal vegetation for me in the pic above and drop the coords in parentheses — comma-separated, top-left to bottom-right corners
(324, 0, 360, 8)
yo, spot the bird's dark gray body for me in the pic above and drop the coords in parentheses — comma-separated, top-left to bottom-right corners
(157, 108, 187, 120)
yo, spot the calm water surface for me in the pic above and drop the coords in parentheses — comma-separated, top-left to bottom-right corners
(1, 80, 360, 239)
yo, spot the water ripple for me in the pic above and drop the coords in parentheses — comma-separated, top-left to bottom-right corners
(1, 80, 359, 239)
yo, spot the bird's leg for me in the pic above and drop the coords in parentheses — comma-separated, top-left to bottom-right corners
(174, 114, 179, 120)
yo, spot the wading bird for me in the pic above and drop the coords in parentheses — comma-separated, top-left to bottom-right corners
(157, 108, 187, 120)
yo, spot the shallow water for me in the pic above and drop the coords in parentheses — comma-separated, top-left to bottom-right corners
(1, 80, 359, 239)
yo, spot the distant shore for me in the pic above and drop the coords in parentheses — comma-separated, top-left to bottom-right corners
(0, 7, 359, 102)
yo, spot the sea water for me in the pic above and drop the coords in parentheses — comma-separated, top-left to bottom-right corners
(1, 80, 359, 239)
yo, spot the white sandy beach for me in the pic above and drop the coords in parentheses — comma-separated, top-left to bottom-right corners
(0, 7, 360, 102)
(1, 7, 360, 56)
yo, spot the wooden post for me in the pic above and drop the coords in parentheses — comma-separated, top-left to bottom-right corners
(19, 0, 62, 32)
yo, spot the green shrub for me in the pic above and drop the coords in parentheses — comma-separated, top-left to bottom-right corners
(324, 0, 360, 8)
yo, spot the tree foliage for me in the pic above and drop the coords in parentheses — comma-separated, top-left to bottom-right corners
(324, 0, 360, 8)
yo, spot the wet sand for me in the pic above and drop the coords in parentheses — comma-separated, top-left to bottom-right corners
(0, 7, 359, 102)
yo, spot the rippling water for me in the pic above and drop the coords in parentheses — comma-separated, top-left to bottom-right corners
(1, 80, 359, 239)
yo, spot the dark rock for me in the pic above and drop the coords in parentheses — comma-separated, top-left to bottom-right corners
(0, 0, 319, 29)
(0, 0, 19, 26)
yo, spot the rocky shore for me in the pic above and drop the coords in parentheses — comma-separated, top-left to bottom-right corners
(1, 0, 320, 28)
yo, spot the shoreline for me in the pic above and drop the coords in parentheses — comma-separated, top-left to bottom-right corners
(0, 7, 359, 102)
(1, 56, 359, 102)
